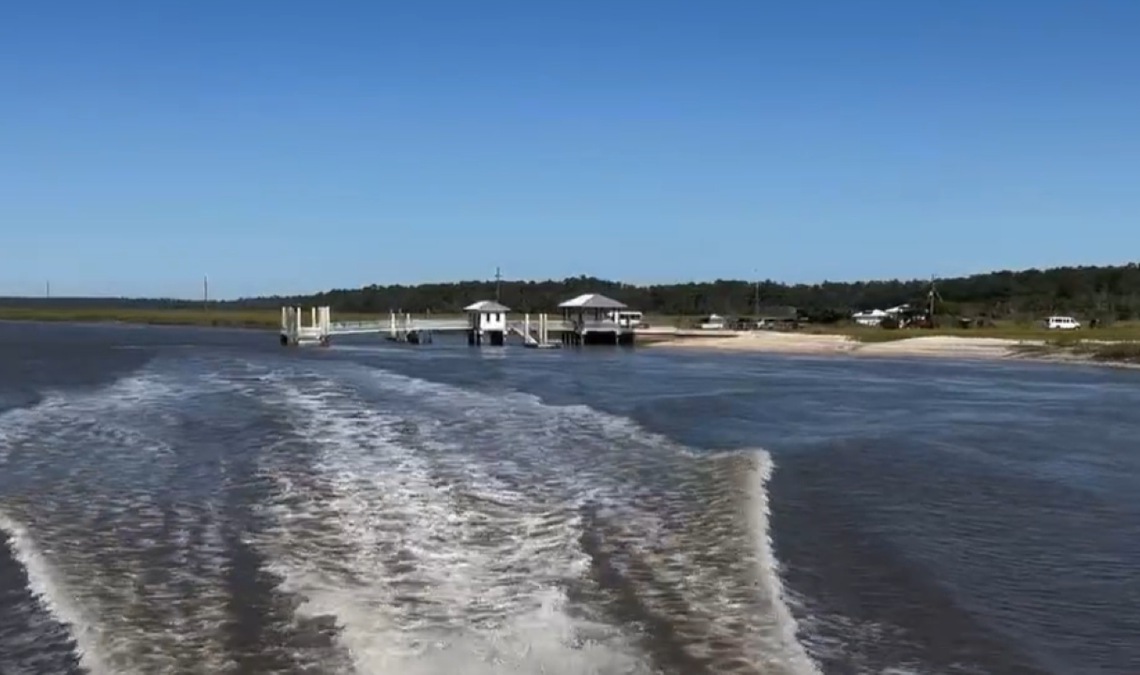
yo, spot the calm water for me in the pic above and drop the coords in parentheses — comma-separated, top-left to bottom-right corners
(1, 322, 1137, 675)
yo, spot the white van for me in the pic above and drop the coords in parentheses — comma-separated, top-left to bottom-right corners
(1044, 316, 1081, 330)
(606, 310, 644, 328)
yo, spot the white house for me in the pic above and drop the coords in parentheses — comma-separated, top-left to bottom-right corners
(464, 300, 510, 345)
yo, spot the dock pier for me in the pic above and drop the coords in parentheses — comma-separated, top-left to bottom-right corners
(279, 293, 638, 349)
(556, 293, 638, 346)
(280, 306, 331, 346)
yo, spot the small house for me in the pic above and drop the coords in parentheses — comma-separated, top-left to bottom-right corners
(464, 300, 510, 345)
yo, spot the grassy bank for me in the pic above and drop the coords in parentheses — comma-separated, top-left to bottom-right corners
(0, 306, 383, 329)
(1011, 339, 1140, 364)
(1075, 341, 1140, 362)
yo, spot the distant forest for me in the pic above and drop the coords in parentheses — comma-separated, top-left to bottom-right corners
(9, 262, 1140, 323)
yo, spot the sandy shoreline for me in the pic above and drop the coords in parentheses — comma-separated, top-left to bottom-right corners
(645, 332, 1140, 368)
(647, 332, 1030, 358)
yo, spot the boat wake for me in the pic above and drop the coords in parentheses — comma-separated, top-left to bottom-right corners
(0, 355, 820, 674)
(253, 364, 821, 674)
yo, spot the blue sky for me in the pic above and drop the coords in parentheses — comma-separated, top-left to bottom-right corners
(2, 1, 1138, 299)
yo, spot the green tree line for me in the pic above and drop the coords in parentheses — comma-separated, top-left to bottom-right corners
(8, 262, 1140, 323)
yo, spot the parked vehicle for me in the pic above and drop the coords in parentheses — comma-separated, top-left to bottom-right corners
(605, 310, 644, 328)
(1044, 315, 1081, 330)
(696, 314, 728, 330)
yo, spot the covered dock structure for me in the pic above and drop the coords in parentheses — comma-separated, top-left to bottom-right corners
(557, 293, 636, 346)
(464, 300, 511, 345)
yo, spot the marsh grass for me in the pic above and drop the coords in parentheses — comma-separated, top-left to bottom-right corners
(0, 306, 382, 329)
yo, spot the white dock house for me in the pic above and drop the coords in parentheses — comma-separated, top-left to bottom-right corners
(557, 293, 636, 346)
(464, 300, 510, 346)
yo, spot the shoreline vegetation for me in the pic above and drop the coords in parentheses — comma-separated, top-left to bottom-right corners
(3, 305, 1139, 367)
(0, 306, 380, 329)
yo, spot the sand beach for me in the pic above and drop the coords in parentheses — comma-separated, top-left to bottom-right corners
(647, 332, 1039, 360)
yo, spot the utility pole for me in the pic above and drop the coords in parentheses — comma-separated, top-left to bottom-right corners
(45, 280, 51, 299)
(203, 275, 209, 315)
(495, 266, 502, 303)
(927, 274, 940, 327)
(928, 275, 934, 318)
(754, 270, 761, 318)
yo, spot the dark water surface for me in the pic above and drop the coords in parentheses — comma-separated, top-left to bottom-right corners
(1, 322, 1137, 675)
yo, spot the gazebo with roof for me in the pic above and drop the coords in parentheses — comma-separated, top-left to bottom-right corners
(557, 293, 636, 346)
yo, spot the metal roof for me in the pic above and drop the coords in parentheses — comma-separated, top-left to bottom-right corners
(557, 293, 628, 310)
(464, 300, 511, 313)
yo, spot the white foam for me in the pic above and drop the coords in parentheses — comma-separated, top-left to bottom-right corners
(0, 367, 243, 674)
(258, 376, 651, 673)
(0, 424, 11, 466)
(3, 354, 825, 673)
(5, 494, 239, 674)
(376, 369, 823, 674)
(747, 452, 823, 675)
(0, 371, 186, 434)
(0, 512, 110, 675)
(259, 364, 824, 674)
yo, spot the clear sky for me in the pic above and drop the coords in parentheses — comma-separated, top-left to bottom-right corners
(2, 1, 1138, 299)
